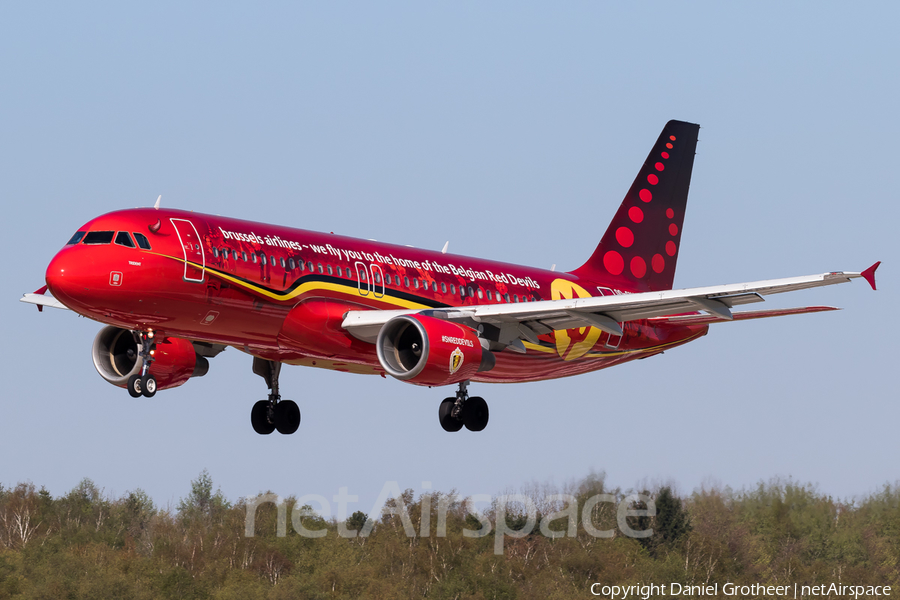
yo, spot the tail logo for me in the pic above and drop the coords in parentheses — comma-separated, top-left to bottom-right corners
(551, 279, 602, 361)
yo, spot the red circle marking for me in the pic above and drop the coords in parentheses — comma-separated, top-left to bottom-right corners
(652, 254, 665, 273)
(666, 241, 677, 256)
(666, 208, 674, 219)
(628, 206, 644, 223)
(616, 227, 634, 248)
(647, 174, 659, 185)
(603, 251, 624, 275)
(630, 256, 647, 278)
(661, 151, 670, 159)
(666, 143, 673, 149)
(655, 162, 665, 171)
(639, 189, 652, 202)
(669, 135, 676, 141)
(669, 223, 678, 236)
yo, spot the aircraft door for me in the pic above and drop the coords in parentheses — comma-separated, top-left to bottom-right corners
(170, 218, 205, 282)
(370, 264, 385, 298)
(355, 261, 370, 296)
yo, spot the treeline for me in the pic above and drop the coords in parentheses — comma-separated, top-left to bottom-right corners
(0, 471, 897, 599)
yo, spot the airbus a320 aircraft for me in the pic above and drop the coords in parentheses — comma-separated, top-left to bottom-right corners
(22, 121, 879, 435)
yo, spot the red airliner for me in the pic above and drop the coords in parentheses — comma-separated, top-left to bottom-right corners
(23, 121, 879, 435)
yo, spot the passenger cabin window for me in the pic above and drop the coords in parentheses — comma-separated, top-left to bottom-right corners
(212, 248, 219, 258)
(307, 261, 314, 271)
(468, 286, 474, 298)
(251, 253, 258, 264)
(451, 284, 456, 294)
(413, 278, 419, 289)
(67, 231, 86, 245)
(317, 263, 324, 274)
(404, 276, 410, 288)
(82, 231, 115, 245)
(260, 254, 267, 266)
(486, 290, 492, 300)
(441, 282, 447, 293)
(288, 258, 296, 270)
(504, 293, 511, 302)
(241, 252, 248, 261)
(280, 257, 286, 268)
(327, 265, 334, 275)
(477, 288, 484, 299)
(115, 232, 135, 248)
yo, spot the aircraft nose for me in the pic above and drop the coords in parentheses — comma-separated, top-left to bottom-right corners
(45, 251, 80, 308)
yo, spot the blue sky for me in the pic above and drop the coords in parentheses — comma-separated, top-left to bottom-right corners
(1, 2, 897, 513)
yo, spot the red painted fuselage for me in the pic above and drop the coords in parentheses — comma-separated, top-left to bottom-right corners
(45, 207, 707, 384)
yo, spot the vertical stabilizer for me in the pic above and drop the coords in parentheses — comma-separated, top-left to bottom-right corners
(570, 120, 700, 292)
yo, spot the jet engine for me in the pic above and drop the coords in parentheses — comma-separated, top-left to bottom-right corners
(376, 314, 495, 386)
(91, 326, 209, 391)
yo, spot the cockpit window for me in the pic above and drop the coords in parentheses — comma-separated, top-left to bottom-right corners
(67, 231, 86, 245)
(132, 233, 152, 250)
(82, 231, 115, 245)
(115, 232, 136, 248)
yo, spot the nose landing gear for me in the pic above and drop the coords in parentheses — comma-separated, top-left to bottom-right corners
(251, 357, 300, 435)
(439, 380, 489, 433)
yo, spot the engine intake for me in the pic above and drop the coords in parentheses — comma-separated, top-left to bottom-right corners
(376, 315, 494, 386)
(91, 326, 209, 391)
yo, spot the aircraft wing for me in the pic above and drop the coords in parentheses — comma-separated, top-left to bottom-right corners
(342, 263, 879, 345)
(20, 286, 69, 312)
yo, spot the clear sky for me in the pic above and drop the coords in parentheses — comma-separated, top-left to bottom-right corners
(1, 2, 897, 513)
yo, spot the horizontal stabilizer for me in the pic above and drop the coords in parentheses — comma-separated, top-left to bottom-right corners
(654, 306, 839, 326)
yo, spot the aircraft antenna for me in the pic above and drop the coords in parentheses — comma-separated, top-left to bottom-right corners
(441, 241, 449, 254)
(154, 195, 161, 210)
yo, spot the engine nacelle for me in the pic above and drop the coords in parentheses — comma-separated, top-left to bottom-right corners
(376, 314, 495, 386)
(91, 326, 209, 391)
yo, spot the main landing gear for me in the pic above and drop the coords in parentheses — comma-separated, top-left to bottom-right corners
(439, 380, 489, 433)
(250, 358, 300, 435)
(127, 331, 157, 398)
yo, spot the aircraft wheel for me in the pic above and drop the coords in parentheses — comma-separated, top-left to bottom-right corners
(463, 397, 489, 432)
(274, 400, 301, 435)
(127, 375, 143, 398)
(141, 374, 157, 398)
(439, 397, 463, 432)
(251, 400, 275, 435)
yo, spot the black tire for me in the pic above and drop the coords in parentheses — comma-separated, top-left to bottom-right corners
(127, 375, 142, 398)
(141, 374, 157, 398)
(274, 400, 301, 435)
(251, 400, 275, 435)
(439, 397, 463, 432)
(463, 396, 489, 432)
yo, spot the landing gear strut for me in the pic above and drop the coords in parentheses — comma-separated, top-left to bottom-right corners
(251, 357, 300, 435)
(127, 330, 157, 398)
(439, 380, 489, 433)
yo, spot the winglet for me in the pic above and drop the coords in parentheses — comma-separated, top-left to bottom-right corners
(861, 261, 880, 291)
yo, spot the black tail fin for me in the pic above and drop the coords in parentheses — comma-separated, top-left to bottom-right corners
(570, 120, 700, 292)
